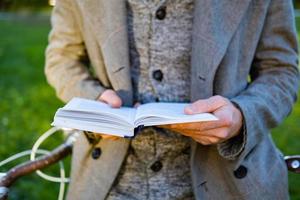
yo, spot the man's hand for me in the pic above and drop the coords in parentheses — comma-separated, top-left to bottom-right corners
(96, 89, 122, 140)
(160, 96, 243, 145)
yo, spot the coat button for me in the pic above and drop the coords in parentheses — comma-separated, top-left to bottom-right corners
(234, 165, 247, 179)
(156, 6, 167, 20)
(150, 161, 163, 172)
(91, 147, 102, 159)
(152, 69, 163, 81)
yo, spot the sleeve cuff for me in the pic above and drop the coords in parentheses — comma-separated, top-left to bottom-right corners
(217, 123, 246, 160)
(217, 101, 247, 160)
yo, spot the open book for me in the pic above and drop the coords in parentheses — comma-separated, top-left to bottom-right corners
(52, 98, 218, 137)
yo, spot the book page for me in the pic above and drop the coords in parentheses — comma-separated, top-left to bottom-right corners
(135, 102, 217, 126)
(136, 102, 189, 119)
(63, 98, 136, 124)
(52, 117, 134, 137)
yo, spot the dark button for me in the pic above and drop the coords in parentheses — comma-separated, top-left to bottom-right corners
(91, 147, 102, 159)
(150, 161, 163, 172)
(152, 69, 163, 81)
(156, 6, 167, 20)
(234, 165, 247, 179)
(155, 97, 159, 102)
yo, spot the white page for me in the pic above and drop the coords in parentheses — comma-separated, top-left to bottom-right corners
(135, 102, 217, 126)
(52, 117, 134, 137)
(136, 102, 191, 119)
(56, 110, 132, 127)
(63, 98, 136, 125)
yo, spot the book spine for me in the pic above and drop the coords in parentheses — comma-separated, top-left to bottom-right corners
(124, 125, 144, 139)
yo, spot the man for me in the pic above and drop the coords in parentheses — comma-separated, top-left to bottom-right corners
(45, 0, 299, 199)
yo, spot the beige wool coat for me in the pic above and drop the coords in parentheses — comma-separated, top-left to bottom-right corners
(45, 0, 299, 199)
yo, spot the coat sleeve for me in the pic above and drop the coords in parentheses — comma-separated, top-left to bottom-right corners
(219, 0, 299, 160)
(45, 0, 106, 103)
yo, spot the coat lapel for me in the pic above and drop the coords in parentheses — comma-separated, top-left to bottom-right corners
(77, 0, 133, 106)
(78, 0, 253, 103)
(191, 0, 253, 101)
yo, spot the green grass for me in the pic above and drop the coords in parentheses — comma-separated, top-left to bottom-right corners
(0, 18, 65, 199)
(0, 15, 299, 200)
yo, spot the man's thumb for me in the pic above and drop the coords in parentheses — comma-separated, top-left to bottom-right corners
(98, 89, 122, 108)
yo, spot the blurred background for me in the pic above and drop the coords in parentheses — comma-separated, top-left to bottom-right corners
(0, 0, 299, 199)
